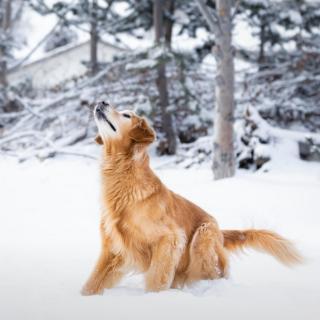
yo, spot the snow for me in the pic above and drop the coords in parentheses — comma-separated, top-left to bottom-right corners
(126, 59, 158, 71)
(233, 18, 259, 52)
(287, 10, 303, 25)
(0, 149, 319, 320)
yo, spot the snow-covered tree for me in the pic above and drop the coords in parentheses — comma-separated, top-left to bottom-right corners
(111, 0, 213, 54)
(240, 0, 320, 65)
(238, 0, 320, 133)
(240, 0, 281, 67)
(278, 0, 320, 52)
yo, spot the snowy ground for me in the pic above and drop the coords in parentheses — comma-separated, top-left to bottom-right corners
(0, 152, 319, 320)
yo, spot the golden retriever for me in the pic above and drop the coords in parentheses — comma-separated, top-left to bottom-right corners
(81, 101, 302, 295)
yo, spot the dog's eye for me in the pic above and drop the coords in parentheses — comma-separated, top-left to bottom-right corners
(123, 114, 131, 119)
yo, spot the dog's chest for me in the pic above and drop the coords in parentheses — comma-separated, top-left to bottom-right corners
(102, 210, 151, 262)
(102, 207, 170, 267)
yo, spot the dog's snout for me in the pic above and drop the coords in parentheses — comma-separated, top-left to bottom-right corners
(95, 101, 110, 113)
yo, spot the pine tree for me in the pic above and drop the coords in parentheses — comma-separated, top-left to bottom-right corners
(241, 0, 281, 67)
(240, 0, 320, 66)
(278, 0, 320, 52)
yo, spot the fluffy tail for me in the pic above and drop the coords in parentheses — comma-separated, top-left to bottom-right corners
(222, 229, 303, 266)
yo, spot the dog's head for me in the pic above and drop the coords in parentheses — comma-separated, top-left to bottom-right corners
(94, 101, 155, 153)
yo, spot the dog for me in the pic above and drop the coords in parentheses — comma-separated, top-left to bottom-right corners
(81, 101, 302, 295)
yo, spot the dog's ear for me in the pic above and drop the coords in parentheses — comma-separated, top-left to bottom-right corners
(95, 134, 103, 145)
(130, 118, 155, 144)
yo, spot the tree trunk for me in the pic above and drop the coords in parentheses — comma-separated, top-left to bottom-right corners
(0, 47, 7, 88)
(90, 0, 98, 75)
(163, 0, 174, 48)
(212, 0, 235, 179)
(0, 0, 12, 108)
(154, 0, 176, 155)
(258, 20, 266, 68)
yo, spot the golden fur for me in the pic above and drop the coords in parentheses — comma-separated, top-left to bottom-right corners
(81, 103, 302, 295)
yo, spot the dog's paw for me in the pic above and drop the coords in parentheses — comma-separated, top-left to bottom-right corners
(81, 286, 103, 296)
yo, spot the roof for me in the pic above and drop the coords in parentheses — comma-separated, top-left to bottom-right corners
(9, 39, 125, 72)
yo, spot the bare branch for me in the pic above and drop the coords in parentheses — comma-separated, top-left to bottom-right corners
(56, 150, 97, 160)
(0, 130, 54, 146)
(0, 110, 26, 119)
(231, 0, 241, 21)
(11, 0, 24, 24)
(195, 0, 220, 34)
(10, 21, 61, 71)
(14, 96, 44, 119)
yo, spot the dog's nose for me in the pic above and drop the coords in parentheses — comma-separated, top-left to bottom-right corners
(96, 101, 110, 113)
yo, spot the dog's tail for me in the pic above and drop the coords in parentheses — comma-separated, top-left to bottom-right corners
(222, 229, 303, 266)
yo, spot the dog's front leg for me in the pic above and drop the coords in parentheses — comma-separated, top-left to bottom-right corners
(81, 240, 124, 295)
(145, 233, 185, 292)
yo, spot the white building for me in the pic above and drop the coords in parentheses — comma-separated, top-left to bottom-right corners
(8, 40, 123, 89)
